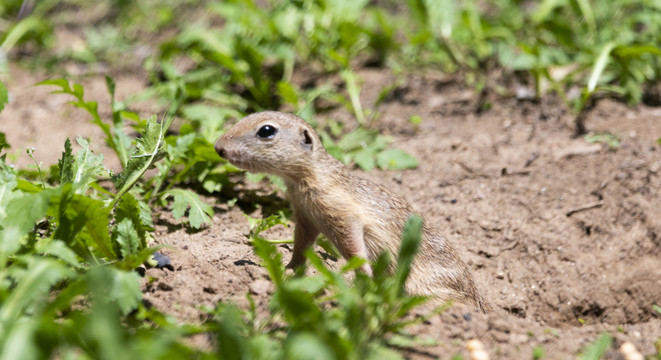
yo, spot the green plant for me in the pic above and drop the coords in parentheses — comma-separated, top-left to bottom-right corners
(578, 333, 612, 360)
(584, 132, 621, 150)
(532, 346, 545, 359)
(40, 78, 215, 228)
(207, 215, 440, 359)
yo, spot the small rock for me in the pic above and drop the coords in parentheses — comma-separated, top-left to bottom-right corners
(153, 252, 174, 271)
(249, 279, 272, 295)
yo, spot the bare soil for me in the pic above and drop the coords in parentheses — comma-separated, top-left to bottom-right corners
(2, 62, 660, 359)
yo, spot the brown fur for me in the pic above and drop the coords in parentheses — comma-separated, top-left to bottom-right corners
(215, 111, 490, 312)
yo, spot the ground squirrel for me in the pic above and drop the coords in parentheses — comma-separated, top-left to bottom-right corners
(215, 111, 490, 312)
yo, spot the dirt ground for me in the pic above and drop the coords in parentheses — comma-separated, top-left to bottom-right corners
(2, 62, 660, 359)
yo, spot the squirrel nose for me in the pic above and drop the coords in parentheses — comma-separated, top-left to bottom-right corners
(214, 140, 226, 158)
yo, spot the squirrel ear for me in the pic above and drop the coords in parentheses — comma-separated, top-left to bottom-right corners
(301, 129, 313, 151)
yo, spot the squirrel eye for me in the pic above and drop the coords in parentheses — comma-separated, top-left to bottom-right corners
(256, 125, 277, 139)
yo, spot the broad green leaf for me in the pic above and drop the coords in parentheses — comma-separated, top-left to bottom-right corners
(353, 148, 376, 171)
(0, 317, 38, 360)
(104, 267, 142, 315)
(51, 185, 115, 260)
(376, 149, 418, 170)
(166, 189, 213, 229)
(277, 81, 299, 106)
(0, 190, 51, 255)
(213, 305, 248, 360)
(285, 332, 334, 360)
(35, 239, 81, 268)
(72, 137, 106, 192)
(0, 257, 71, 324)
(0, 16, 49, 54)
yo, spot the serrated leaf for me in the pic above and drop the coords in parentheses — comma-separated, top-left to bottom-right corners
(88, 266, 142, 315)
(578, 333, 612, 360)
(112, 115, 171, 208)
(112, 218, 140, 258)
(166, 189, 213, 228)
(112, 193, 148, 257)
(58, 138, 74, 184)
(376, 148, 418, 170)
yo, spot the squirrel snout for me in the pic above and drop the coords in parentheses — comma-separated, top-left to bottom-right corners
(214, 140, 226, 159)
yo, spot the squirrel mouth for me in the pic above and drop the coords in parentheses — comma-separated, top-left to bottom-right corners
(225, 156, 254, 172)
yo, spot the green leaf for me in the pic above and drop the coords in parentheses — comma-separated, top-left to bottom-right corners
(35, 239, 81, 268)
(353, 148, 376, 171)
(0, 132, 9, 154)
(58, 138, 74, 184)
(252, 237, 285, 287)
(112, 193, 148, 257)
(395, 215, 423, 295)
(0, 317, 39, 360)
(578, 333, 612, 360)
(213, 304, 248, 360)
(247, 214, 288, 241)
(285, 332, 334, 360)
(112, 115, 172, 208)
(102, 267, 142, 315)
(0, 80, 8, 113)
(51, 185, 115, 260)
(0, 257, 72, 324)
(277, 81, 299, 106)
(72, 137, 106, 192)
(112, 218, 141, 258)
(0, 166, 18, 223)
(376, 149, 418, 170)
(165, 189, 213, 229)
(587, 42, 617, 93)
(0, 190, 51, 255)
